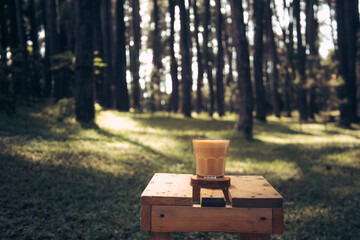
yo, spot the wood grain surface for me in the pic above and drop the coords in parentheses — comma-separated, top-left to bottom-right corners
(141, 173, 283, 208)
(151, 205, 272, 233)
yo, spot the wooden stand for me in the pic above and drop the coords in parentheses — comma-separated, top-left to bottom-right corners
(190, 175, 231, 204)
(141, 173, 284, 240)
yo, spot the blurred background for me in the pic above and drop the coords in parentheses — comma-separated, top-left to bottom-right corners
(0, 0, 359, 127)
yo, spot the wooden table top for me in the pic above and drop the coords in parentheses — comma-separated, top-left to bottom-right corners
(141, 173, 283, 208)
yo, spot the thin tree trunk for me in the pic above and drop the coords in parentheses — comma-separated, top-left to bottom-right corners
(27, 0, 41, 98)
(230, 0, 254, 139)
(100, 0, 113, 108)
(42, 0, 51, 97)
(224, 20, 233, 87)
(169, 0, 178, 113)
(253, 0, 266, 121)
(215, 0, 224, 117)
(9, 0, 20, 96)
(204, 0, 214, 117)
(152, 0, 162, 70)
(93, 0, 104, 103)
(9, 0, 19, 49)
(179, 0, 192, 117)
(193, 0, 203, 113)
(294, 0, 308, 121)
(306, 0, 319, 120)
(266, 0, 281, 118)
(46, 0, 62, 100)
(152, 0, 162, 110)
(114, 0, 129, 111)
(0, 2, 8, 72)
(15, 0, 29, 101)
(74, 0, 94, 123)
(130, 0, 141, 110)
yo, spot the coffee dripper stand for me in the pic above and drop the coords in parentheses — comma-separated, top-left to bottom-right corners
(190, 175, 231, 206)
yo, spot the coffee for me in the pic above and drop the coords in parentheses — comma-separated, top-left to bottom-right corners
(192, 139, 230, 179)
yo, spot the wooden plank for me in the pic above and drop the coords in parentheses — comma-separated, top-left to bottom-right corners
(201, 188, 225, 207)
(272, 208, 284, 234)
(151, 206, 272, 233)
(193, 185, 200, 203)
(141, 173, 193, 206)
(141, 174, 283, 208)
(140, 205, 151, 231)
(150, 232, 172, 240)
(230, 176, 283, 208)
(239, 233, 270, 240)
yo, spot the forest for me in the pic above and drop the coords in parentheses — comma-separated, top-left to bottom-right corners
(0, 0, 358, 132)
(0, 0, 360, 239)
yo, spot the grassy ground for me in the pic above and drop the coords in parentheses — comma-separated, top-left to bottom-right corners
(1, 100, 360, 240)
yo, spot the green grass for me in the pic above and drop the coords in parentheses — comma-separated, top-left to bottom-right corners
(1, 100, 360, 239)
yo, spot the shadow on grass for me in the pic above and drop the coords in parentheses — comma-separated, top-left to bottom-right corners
(254, 120, 313, 136)
(0, 108, 81, 142)
(0, 152, 151, 239)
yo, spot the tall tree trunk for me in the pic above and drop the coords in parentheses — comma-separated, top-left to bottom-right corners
(100, 0, 113, 108)
(335, 0, 359, 126)
(275, 0, 295, 117)
(9, 0, 19, 49)
(230, 0, 254, 139)
(46, 0, 62, 100)
(224, 20, 233, 87)
(114, 0, 129, 111)
(93, 0, 104, 103)
(28, 0, 41, 98)
(204, 0, 214, 117)
(0, 2, 8, 71)
(266, 0, 281, 118)
(151, 0, 162, 110)
(130, 0, 141, 110)
(253, 0, 266, 121)
(9, 0, 20, 96)
(42, 0, 51, 97)
(74, 0, 94, 123)
(152, 0, 162, 70)
(57, 0, 74, 99)
(306, 0, 319, 120)
(15, 0, 29, 101)
(169, 0, 178, 113)
(215, 0, 224, 117)
(294, 0, 308, 121)
(193, 0, 203, 113)
(179, 0, 192, 117)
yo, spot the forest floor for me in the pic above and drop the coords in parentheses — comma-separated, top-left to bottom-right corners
(1, 99, 360, 240)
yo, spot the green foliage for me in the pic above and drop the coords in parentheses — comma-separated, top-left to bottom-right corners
(43, 98, 75, 122)
(50, 51, 75, 71)
(93, 51, 107, 76)
(1, 104, 360, 239)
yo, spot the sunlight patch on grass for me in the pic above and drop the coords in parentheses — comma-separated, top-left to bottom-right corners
(227, 159, 301, 180)
(96, 111, 139, 132)
(327, 148, 360, 168)
(257, 133, 360, 145)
